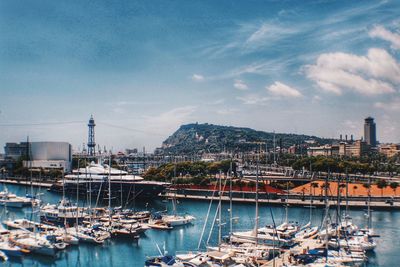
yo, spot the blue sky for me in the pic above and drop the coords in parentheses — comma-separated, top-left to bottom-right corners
(1, 0, 400, 151)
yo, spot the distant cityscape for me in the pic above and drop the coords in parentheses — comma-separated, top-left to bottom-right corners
(0, 115, 399, 177)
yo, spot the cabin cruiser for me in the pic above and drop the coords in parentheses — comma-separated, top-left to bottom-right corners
(162, 214, 195, 227)
(49, 162, 168, 199)
(9, 230, 56, 256)
(3, 218, 58, 232)
(40, 199, 87, 226)
(0, 190, 37, 208)
(231, 222, 298, 247)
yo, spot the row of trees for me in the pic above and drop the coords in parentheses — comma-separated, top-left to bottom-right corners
(308, 180, 399, 197)
(143, 160, 235, 182)
(291, 156, 394, 174)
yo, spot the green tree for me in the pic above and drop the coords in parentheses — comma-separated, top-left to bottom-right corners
(376, 179, 388, 197)
(311, 182, 319, 196)
(352, 185, 358, 195)
(389, 182, 399, 196)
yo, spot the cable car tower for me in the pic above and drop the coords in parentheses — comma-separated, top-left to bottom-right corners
(87, 115, 96, 156)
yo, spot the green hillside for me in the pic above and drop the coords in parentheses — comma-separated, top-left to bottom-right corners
(160, 123, 335, 154)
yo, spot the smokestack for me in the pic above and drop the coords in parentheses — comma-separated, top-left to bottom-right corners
(345, 135, 348, 142)
(340, 134, 342, 141)
(351, 135, 353, 142)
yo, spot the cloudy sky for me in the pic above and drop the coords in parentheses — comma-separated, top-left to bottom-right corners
(1, 0, 400, 152)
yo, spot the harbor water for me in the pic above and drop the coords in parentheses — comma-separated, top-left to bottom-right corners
(0, 183, 399, 267)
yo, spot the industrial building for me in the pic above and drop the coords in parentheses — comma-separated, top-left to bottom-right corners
(4, 141, 72, 172)
(4, 142, 29, 160)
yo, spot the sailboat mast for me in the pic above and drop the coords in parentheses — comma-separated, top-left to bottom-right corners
(367, 175, 371, 229)
(218, 170, 222, 252)
(273, 132, 276, 165)
(229, 159, 233, 246)
(309, 184, 313, 223)
(254, 145, 260, 245)
(345, 169, 349, 216)
(285, 180, 289, 223)
(120, 169, 123, 209)
(62, 169, 67, 228)
(173, 159, 177, 217)
(62, 169, 65, 202)
(76, 159, 80, 228)
(324, 173, 329, 262)
(336, 175, 341, 233)
(108, 156, 112, 228)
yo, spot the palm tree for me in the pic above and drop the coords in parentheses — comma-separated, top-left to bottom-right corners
(338, 183, 346, 194)
(362, 183, 370, 190)
(321, 182, 330, 197)
(390, 182, 399, 196)
(376, 179, 388, 197)
(352, 185, 358, 195)
(311, 182, 319, 196)
(362, 183, 371, 196)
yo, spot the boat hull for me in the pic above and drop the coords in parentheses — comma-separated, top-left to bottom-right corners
(40, 215, 84, 227)
(0, 201, 25, 208)
(49, 181, 167, 199)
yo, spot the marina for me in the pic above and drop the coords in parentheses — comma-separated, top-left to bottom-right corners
(0, 181, 397, 266)
(2, 1, 400, 266)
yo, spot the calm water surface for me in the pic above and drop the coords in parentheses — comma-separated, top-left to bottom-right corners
(0, 184, 398, 267)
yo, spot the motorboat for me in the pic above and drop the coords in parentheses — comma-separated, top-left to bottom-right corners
(40, 199, 87, 226)
(162, 214, 195, 227)
(9, 230, 56, 256)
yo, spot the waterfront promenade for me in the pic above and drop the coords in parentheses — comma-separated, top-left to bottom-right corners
(165, 192, 400, 210)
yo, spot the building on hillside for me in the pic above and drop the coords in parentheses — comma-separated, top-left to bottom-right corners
(22, 142, 72, 172)
(379, 144, 400, 158)
(339, 140, 370, 157)
(364, 117, 377, 147)
(125, 148, 138, 155)
(307, 145, 339, 156)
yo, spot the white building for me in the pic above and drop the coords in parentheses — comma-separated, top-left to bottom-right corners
(23, 142, 72, 172)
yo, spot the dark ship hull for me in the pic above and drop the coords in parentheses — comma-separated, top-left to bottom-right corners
(49, 180, 168, 200)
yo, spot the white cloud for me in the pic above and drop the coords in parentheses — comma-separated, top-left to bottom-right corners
(375, 98, 400, 111)
(236, 94, 270, 105)
(244, 23, 299, 51)
(191, 74, 205, 81)
(267, 81, 302, 98)
(233, 79, 248, 90)
(369, 25, 400, 50)
(305, 48, 400, 95)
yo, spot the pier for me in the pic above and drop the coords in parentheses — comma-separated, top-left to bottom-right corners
(165, 192, 400, 210)
(0, 179, 52, 188)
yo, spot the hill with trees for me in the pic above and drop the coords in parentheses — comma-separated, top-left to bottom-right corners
(159, 123, 335, 155)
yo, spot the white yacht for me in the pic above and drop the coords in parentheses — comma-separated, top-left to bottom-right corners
(9, 230, 56, 256)
(40, 199, 87, 226)
(49, 162, 168, 199)
(0, 190, 35, 208)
